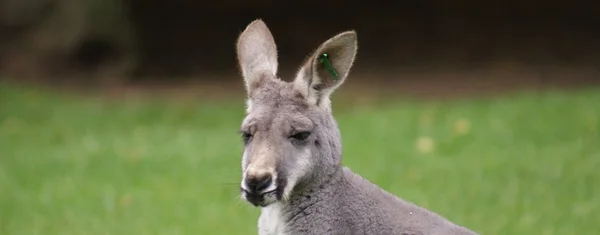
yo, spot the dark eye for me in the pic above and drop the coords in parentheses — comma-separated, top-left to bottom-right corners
(290, 131, 311, 141)
(241, 132, 253, 143)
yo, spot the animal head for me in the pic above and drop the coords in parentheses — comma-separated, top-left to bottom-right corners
(236, 19, 358, 207)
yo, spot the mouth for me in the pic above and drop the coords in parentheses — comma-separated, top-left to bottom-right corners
(241, 188, 280, 207)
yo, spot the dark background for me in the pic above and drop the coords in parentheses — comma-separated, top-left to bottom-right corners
(1, 0, 599, 94)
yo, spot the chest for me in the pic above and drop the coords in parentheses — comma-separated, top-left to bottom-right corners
(258, 204, 288, 235)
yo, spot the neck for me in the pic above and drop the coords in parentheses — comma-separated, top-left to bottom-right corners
(272, 166, 343, 225)
(287, 164, 343, 203)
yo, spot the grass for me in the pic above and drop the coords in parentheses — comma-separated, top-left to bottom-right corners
(0, 83, 598, 234)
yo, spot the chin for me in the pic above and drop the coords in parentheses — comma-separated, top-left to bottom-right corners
(242, 190, 280, 207)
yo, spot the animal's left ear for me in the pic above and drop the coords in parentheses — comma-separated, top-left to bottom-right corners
(293, 31, 358, 109)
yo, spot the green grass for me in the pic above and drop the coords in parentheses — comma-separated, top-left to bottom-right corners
(0, 84, 599, 234)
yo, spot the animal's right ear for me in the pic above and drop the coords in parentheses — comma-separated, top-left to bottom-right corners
(236, 19, 279, 95)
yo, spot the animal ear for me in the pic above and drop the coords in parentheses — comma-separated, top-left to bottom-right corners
(236, 19, 279, 95)
(293, 31, 358, 109)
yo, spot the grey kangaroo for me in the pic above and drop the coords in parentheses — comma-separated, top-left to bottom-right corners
(236, 19, 479, 235)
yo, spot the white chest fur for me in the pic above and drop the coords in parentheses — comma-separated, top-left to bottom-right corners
(258, 203, 288, 235)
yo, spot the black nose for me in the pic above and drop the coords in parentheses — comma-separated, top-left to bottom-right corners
(245, 174, 273, 194)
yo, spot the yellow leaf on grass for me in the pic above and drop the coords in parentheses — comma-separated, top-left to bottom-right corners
(453, 118, 471, 136)
(415, 136, 435, 154)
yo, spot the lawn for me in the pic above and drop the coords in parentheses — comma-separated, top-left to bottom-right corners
(0, 83, 598, 234)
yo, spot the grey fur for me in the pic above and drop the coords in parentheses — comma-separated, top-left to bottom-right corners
(236, 19, 479, 235)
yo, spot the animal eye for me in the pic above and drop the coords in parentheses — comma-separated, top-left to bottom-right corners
(290, 131, 311, 141)
(241, 132, 253, 143)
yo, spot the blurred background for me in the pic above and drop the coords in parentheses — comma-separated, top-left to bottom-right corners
(1, 1, 599, 234)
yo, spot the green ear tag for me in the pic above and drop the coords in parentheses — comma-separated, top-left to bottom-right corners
(318, 53, 339, 80)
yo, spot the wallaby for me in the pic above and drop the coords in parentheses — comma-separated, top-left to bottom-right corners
(236, 19, 479, 235)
